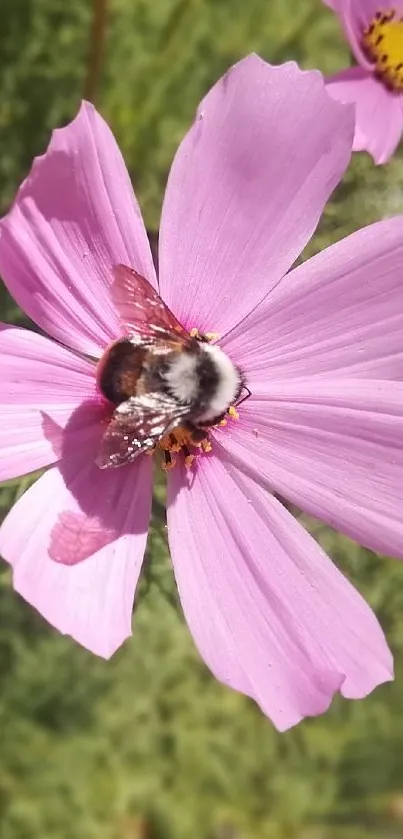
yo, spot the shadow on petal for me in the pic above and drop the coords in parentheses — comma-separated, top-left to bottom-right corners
(41, 396, 153, 565)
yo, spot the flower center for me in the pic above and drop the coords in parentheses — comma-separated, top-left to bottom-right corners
(155, 405, 239, 471)
(362, 9, 403, 91)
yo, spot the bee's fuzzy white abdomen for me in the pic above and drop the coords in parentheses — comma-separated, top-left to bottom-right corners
(162, 342, 241, 422)
(164, 352, 200, 403)
(195, 343, 241, 422)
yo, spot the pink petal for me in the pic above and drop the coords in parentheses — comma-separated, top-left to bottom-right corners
(326, 68, 403, 164)
(0, 324, 97, 481)
(222, 217, 403, 382)
(0, 102, 156, 358)
(159, 55, 354, 336)
(0, 453, 153, 657)
(218, 378, 403, 559)
(167, 451, 392, 731)
(339, 0, 403, 70)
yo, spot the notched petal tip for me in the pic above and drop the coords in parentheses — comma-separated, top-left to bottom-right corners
(0, 101, 98, 222)
(168, 453, 393, 731)
(278, 60, 356, 141)
(13, 570, 133, 661)
(161, 51, 355, 337)
(0, 86, 155, 357)
(196, 54, 355, 160)
(1, 452, 153, 660)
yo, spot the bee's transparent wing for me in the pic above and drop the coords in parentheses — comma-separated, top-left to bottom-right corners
(111, 264, 191, 345)
(96, 393, 190, 469)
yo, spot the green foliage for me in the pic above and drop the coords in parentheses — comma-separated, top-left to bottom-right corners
(1, 0, 403, 837)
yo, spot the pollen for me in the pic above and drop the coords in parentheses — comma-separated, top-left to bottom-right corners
(156, 408, 237, 471)
(362, 8, 403, 91)
(228, 406, 239, 420)
(189, 327, 221, 342)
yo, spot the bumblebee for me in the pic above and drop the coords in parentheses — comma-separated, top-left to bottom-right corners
(96, 265, 245, 468)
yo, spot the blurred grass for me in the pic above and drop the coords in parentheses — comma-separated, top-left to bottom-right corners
(1, 0, 403, 838)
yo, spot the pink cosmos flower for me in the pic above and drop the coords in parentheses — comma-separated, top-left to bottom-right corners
(1, 55, 403, 731)
(322, 0, 403, 164)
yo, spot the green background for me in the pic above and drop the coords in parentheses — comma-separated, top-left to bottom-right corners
(1, 1, 403, 837)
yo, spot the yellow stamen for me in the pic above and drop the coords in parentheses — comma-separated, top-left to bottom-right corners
(189, 328, 221, 342)
(153, 406, 238, 470)
(362, 8, 403, 91)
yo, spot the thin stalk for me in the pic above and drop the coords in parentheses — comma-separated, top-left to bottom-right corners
(84, 0, 108, 103)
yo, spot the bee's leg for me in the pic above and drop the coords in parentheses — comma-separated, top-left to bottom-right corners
(236, 385, 251, 407)
(194, 412, 227, 430)
(183, 420, 208, 441)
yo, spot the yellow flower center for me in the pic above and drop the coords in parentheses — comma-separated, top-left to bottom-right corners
(155, 405, 239, 471)
(362, 9, 403, 91)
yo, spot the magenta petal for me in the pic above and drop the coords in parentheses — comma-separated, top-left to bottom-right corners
(159, 55, 354, 336)
(223, 217, 403, 382)
(167, 452, 392, 731)
(0, 455, 153, 657)
(0, 102, 156, 357)
(219, 378, 403, 559)
(326, 68, 403, 164)
(0, 324, 97, 481)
